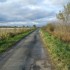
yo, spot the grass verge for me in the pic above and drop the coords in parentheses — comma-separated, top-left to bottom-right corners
(40, 29, 70, 70)
(0, 30, 34, 53)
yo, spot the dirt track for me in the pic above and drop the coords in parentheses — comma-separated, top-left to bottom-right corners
(0, 30, 52, 70)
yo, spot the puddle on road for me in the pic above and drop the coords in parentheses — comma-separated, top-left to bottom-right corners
(22, 46, 52, 70)
(30, 47, 52, 70)
(30, 60, 51, 70)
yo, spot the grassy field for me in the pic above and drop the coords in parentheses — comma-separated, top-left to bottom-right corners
(40, 29, 70, 70)
(0, 28, 30, 39)
(0, 27, 34, 53)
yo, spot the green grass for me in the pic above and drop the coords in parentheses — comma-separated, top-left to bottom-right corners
(0, 30, 33, 53)
(40, 29, 70, 70)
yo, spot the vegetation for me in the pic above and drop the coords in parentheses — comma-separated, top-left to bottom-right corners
(43, 3, 70, 42)
(33, 25, 36, 28)
(55, 3, 70, 42)
(0, 27, 34, 53)
(40, 29, 70, 70)
(40, 3, 70, 70)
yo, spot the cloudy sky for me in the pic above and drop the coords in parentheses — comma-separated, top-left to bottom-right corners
(0, 0, 69, 26)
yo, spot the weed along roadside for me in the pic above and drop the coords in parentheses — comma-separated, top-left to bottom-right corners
(0, 28, 35, 53)
(40, 29, 70, 70)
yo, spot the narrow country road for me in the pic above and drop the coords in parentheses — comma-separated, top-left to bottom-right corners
(0, 30, 52, 70)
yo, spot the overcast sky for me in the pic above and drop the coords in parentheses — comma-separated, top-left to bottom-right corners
(0, 0, 70, 26)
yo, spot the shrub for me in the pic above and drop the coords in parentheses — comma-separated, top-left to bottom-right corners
(46, 23, 55, 33)
(8, 32, 16, 37)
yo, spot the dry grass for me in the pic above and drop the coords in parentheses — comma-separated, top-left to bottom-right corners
(0, 27, 34, 53)
(45, 23, 70, 42)
(0, 27, 31, 40)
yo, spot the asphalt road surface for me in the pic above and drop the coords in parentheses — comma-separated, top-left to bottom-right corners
(0, 30, 52, 70)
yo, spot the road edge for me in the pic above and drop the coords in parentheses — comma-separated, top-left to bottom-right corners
(39, 29, 55, 70)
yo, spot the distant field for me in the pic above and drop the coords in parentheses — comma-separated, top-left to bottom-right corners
(0, 27, 31, 39)
(0, 27, 34, 53)
(0, 28, 30, 36)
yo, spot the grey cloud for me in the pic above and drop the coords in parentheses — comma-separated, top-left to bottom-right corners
(0, 0, 69, 26)
(0, 8, 57, 25)
(21, 0, 43, 5)
(0, 0, 7, 2)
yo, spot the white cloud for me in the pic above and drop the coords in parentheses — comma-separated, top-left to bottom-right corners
(43, 0, 69, 5)
(0, 0, 69, 26)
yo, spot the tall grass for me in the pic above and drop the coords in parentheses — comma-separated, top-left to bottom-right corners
(44, 23, 70, 42)
(0, 27, 34, 53)
(44, 3, 70, 42)
(0, 28, 31, 40)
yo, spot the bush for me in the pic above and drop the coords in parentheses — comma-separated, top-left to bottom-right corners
(8, 32, 16, 37)
(46, 23, 55, 32)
